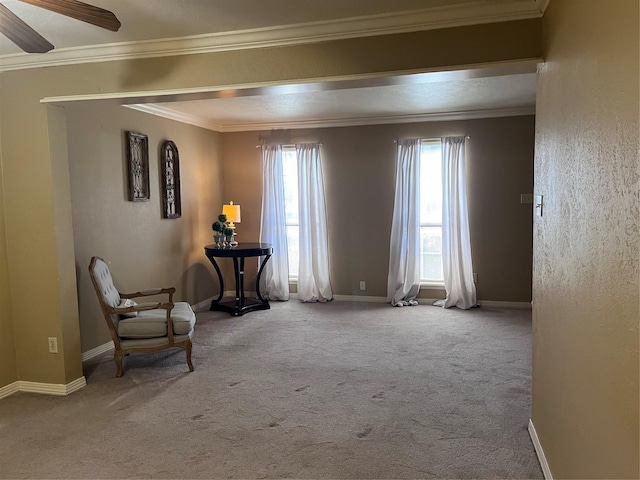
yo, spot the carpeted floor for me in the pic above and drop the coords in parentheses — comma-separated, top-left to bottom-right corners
(0, 301, 542, 479)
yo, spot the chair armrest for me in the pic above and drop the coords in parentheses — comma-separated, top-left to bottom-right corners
(110, 301, 162, 315)
(111, 301, 176, 313)
(121, 287, 176, 300)
(133, 301, 166, 311)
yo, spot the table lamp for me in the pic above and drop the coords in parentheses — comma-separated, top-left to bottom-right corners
(222, 201, 241, 246)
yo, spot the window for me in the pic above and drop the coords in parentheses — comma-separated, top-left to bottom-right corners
(282, 146, 299, 278)
(419, 140, 443, 283)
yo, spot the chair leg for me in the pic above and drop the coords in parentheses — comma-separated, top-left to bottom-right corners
(185, 340, 194, 372)
(114, 351, 124, 378)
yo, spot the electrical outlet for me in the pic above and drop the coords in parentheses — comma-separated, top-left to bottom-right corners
(473, 273, 478, 283)
(520, 193, 534, 204)
(359, 281, 366, 291)
(48, 337, 58, 354)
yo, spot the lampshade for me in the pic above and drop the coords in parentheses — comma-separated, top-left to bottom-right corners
(222, 201, 241, 223)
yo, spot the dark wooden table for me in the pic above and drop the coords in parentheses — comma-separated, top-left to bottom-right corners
(204, 242, 273, 316)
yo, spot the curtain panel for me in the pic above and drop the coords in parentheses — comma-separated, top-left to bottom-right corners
(259, 145, 290, 301)
(296, 143, 333, 302)
(387, 139, 421, 306)
(439, 136, 477, 309)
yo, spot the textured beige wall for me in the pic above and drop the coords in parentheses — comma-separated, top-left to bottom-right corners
(66, 102, 222, 352)
(221, 116, 534, 301)
(0, 19, 541, 386)
(532, 0, 639, 478)
(0, 85, 73, 384)
(0, 143, 18, 387)
(47, 105, 83, 381)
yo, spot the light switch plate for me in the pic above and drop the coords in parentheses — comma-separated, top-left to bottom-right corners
(535, 195, 543, 216)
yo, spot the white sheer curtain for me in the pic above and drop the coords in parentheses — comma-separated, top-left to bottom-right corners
(259, 145, 290, 301)
(439, 136, 477, 309)
(387, 139, 421, 307)
(296, 143, 333, 302)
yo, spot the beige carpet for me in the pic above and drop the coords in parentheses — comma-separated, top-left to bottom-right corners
(0, 301, 542, 479)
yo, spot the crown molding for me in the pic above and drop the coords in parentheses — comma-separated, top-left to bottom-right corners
(539, 0, 552, 14)
(125, 104, 224, 132)
(126, 104, 535, 132)
(0, 0, 548, 72)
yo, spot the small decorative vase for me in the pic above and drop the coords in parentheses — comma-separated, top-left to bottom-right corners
(213, 234, 222, 247)
(225, 235, 234, 246)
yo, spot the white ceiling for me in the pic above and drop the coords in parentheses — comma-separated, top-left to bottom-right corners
(2, 0, 547, 131)
(0, 0, 548, 56)
(129, 69, 538, 132)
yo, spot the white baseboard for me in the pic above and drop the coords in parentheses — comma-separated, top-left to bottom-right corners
(0, 376, 87, 399)
(417, 297, 443, 305)
(195, 292, 531, 308)
(528, 419, 553, 479)
(192, 294, 255, 311)
(333, 295, 531, 308)
(191, 296, 216, 312)
(477, 300, 532, 309)
(19, 377, 87, 396)
(82, 341, 114, 362)
(331, 294, 387, 303)
(0, 381, 20, 400)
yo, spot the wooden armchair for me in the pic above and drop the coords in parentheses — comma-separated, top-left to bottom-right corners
(88, 256, 195, 377)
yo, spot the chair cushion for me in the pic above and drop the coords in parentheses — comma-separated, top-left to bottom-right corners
(92, 258, 121, 308)
(120, 332, 193, 350)
(117, 302, 195, 339)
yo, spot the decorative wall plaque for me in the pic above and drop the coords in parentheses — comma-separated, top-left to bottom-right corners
(125, 131, 150, 201)
(160, 140, 182, 219)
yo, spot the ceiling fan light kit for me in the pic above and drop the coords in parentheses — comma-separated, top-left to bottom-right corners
(0, 0, 120, 54)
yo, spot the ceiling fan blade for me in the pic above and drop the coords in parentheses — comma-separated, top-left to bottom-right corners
(19, 0, 121, 32)
(0, 3, 54, 53)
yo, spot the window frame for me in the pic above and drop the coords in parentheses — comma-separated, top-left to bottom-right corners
(419, 139, 445, 287)
(282, 145, 299, 282)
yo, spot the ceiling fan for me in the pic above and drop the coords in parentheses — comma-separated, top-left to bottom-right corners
(0, 0, 120, 54)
